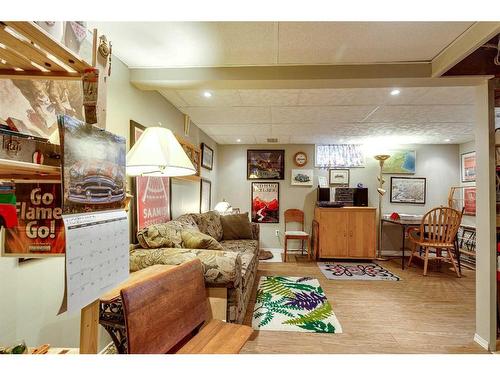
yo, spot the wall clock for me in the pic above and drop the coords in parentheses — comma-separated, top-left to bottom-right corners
(293, 151, 308, 167)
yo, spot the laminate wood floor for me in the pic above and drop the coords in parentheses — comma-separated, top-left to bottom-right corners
(241, 256, 487, 354)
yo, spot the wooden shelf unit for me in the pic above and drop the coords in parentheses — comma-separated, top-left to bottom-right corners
(0, 159, 61, 180)
(0, 21, 93, 79)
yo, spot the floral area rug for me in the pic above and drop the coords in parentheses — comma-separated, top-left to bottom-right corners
(317, 262, 400, 281)
(251, 276, 342, 333)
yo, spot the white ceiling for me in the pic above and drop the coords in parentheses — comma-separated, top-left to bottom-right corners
(90, 22, 474, 67)
(160, 86, 476, 145)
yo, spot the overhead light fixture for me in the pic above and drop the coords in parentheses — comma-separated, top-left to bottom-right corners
(126, 127, 196, 177)
(236, 139, 241, 143)
(444, 138, 451, 142)
(390, 89, 401, 96)
(203, 91, 212, 98)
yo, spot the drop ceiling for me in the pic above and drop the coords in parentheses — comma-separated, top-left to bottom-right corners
(160, 86, 475, 144)
(89, 21, 480, 145)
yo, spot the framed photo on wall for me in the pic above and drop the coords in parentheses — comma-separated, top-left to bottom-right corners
(463, 187, 476, 216)
(247, 150, 285, 180)
(382, 150, 416, 174)
(461, 151, 476, 182)
(201, 143, 214, 170)
(291, 169, 313, 186)
(200, 178, 211, 213)
(390, 177, 426, 204)
(130, 120, 171, 240)
(251, 182, 279, 223)
(329, 169, 350, 186)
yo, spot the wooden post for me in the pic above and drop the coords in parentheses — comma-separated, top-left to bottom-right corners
(79, 300, 100, 354)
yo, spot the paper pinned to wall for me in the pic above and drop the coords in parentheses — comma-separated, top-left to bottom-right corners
(59, 210, 129, 314)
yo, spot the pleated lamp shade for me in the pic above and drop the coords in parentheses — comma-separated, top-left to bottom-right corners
(126, 127, 196, 177)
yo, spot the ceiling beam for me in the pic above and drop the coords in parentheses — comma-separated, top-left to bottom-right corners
(431, 22, 500, 77)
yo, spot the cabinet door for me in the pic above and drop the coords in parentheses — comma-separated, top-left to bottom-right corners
(319, 211, 349, 258)
(348, 210, 376, 258)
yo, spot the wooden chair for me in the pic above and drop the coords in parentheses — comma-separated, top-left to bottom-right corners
(407, 207, 462, 277)
(284, 209, 311, 262)
(120, 259, 253, 354)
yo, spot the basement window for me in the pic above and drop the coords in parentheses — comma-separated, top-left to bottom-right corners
(315, 144, 365, 168)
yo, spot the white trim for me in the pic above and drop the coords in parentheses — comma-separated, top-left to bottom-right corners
(473, 333, 490, 351)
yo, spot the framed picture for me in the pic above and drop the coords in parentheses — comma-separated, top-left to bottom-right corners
(176, 135, 201, 177)
(130, 120, 171, 239)
(329, 169, 350, 186)
(382, 150, 416, 174)
(251, 182, 279, 223)
(201, 143, 214, 170)
(200, 178, 211, 213)
(247, 150, 285, 180)
(291, 169, 313, 186)
(461, 151, 476, 182)
(463, 187, 476, 216)
(390, 177, 426, 204)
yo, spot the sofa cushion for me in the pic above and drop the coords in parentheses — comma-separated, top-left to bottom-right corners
(181, 229, 223, 250)
(220, 213, 253, 240)
(137, 221, 184, 249)
(176, 214, 199, 230)
(192, 211, 224, 241)
(220, 239, 259, 255)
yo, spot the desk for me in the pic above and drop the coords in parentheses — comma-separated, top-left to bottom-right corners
(381, 218, 421, 270)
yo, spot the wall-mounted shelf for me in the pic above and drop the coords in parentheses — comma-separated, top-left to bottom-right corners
(173, 175, 201, 183)
(0, 21, 93, 79)
(0, 159, 61, 180)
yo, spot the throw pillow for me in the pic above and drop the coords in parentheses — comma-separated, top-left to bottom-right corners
(220, 213, 253, 241)
(192, 211, 224, 241)
(136, 221, 184, 249)
(180, 229, 224, 250)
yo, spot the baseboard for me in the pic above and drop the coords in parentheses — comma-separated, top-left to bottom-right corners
(473, 333, 490, 351)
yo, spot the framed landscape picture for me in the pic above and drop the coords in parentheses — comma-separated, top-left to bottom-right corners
(130, 120, 171, 239)
(247, 150, 285, 180)
(291, 169, 314, 186)
(251, 182, 279, 223)
(463, 187, 476, 216)
(201, 143, 214, 170)
(329, 169, 350, 186)
(200, 178, 211, 213)
(382, 150, 416, 174)
(390, 177, 426, 204)
(461, 151, 476, 182)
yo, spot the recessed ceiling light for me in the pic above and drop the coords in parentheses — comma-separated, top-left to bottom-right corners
(236, 139, 241, 143)
(444, 138, 451, 142)
(390, 89, 401, 96)
(203, 91, 212, 98)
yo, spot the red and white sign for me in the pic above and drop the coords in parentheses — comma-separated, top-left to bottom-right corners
(136, 176, 170, 230)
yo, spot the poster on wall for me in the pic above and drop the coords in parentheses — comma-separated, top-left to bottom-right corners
(130, 121, 171, 237)
(390, 177, 426, 204)
(251, 182, 279, 223)
(58, 115, 126, 214)
(0, 79, 84, 140)
(461, 151, 476, 183)
(463, 187, 476, 216)
(382, 150, 416, 174)
(2, 181, 65, 257)
(247, 150, 285, 180)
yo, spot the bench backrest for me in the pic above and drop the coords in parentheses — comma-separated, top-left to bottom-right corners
(121, 259, 208, 354)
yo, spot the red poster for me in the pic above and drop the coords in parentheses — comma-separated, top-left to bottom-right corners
(136, 176, 171, 230)
(463, 187, 476, 216)
(3, 182, 65, 256)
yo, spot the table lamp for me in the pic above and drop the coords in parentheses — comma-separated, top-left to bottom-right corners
(126, 127, 196, 177)
(214, 199, 232, 215)
(374, 154, 391, 259)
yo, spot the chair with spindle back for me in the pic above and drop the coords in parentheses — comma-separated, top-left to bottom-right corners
(407, 207, 462, 277)
(284, 209, 311, 262)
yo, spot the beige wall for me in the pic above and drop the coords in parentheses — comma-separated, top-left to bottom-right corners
(0, 56, 218, 349)
(217, 143, 460, 251)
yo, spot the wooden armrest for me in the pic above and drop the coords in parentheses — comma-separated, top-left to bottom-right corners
(407, 227, 422, 242)
(176, 319, 253, 354)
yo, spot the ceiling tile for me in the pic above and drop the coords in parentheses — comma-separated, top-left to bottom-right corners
(365, 105, 474, 123)
(177, 89, 242, 107)
(410, 87, 475, 105)
(238, 89, 300, 106)
(182, 106, 271, 124)
(216, 135, 256, 144)
(278, 22, 473, 64)
(272, 106, 376, 123)
(254, 135, 290, 144)
(200, 124, 272, 136)
(158, 89, 188, 107)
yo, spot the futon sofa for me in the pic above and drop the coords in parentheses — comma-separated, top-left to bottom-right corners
(129, 211, 260, 324)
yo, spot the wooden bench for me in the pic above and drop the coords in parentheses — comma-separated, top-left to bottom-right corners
(120, 259, 253, 354)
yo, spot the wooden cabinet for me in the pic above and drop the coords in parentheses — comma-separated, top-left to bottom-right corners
(314, 207, 376, 259)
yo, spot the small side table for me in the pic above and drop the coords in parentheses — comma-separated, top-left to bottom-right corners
(381, 218, 421, 270)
